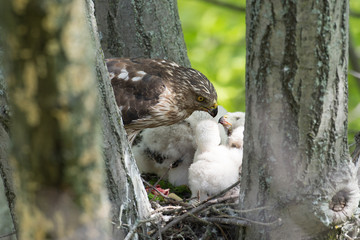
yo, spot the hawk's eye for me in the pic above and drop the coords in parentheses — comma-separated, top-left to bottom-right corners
(197, 96, 204, 102)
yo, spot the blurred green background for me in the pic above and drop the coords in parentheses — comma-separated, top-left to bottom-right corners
(178, 0, 360, 144)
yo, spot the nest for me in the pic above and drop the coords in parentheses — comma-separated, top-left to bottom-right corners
(122, 177, 281, 240)
(337, 208, 360, 240)
(120, 171, 360, 239)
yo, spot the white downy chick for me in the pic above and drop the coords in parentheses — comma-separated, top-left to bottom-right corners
(219, 112, 246, 149)
(219, 112, 246, 175)
(186, 105, 228, 145)
(132, 120, 195, 186)
(188, 120, 242, 201)
(228, 126, 244, 148)
(132, 106, 228, 186)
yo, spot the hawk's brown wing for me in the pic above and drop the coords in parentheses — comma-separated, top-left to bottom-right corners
(106, 58, 166, 125)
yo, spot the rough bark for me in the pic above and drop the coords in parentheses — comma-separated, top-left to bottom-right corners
(0, 46, 16, 240)
(1, 0, 109, 239)
(240, 0, 359, 239)
(86, 1, 152, 239)
(94, 0, 190, 66)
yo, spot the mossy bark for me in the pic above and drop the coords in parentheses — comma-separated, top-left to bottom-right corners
(1, 0, 109, 239)
(240, 0, 359, 239)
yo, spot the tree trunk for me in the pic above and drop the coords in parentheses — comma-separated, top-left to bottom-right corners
(1, 0, 109, 239)
(86, 1, 153, 238)
(0, 47, 16, 240)
(94, 0, 190, 66)
(240, 0, 359, 239)
(92, 0, 191, 238)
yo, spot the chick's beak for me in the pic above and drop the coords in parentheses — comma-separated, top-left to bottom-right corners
(208, 103, 218, 117)
(218, 115, 232, 130)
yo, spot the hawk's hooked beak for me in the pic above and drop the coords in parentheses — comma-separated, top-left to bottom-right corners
(207, 103, 218, 117)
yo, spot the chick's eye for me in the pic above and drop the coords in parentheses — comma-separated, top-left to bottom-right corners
(197, 96, 204, 102)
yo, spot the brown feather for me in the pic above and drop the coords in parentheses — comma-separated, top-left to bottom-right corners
(106, 58, 218, 143)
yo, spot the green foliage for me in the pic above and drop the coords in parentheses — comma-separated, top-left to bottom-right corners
(178, 0, 246, 112)
(147, 177, 192, 200)
(148, 192, 165, 202)
(349, 1, 360, 141)
(178, 0, 360, 142)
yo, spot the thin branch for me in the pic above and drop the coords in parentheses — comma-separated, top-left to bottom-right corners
(0, 231, 16, 239)
(222, 206, 271, 214)
(153, 189, 241, 238)
(151, 205, 183, 214)
(201, 180, 241, 204)
(232, 216, 282, 227)
(153, 160, 179, 187)
(349, 33, 360, 89)
(142, 179, 189, 207)
(192, 0, 360, 18)
(183, 225, 198, 239)
(153, 195, 227, 238)
(203, 217, 250, 226)
(190, 0, 245, 12)
(123, 215, 160, 240)
(142, 179, 170, 200)
(349, 70, 360, 80)
(157, 221, 163, 240)
(213, 222, 229, 240)
(350, 10, 360, 18)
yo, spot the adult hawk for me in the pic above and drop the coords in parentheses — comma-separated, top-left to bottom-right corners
(106, 58, 218, 143)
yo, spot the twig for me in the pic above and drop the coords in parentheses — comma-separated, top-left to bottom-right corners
(151, 205, 183, 214)
(157, 221, 163, 240)
(142, 179, 170, 200)
(0, 231, 16, 239)
(349, 70, 360, 80)
(349, 33, 360, 89)
(188, 213, 212, 225)
(191, 0, 360, 18)
(222, 206, 271, 214)
(197, 194, 239, 215)
(124, 215, 160, 240)
(153, 188, 240, 238)
(155, 201, 211, 237)
(343, 233, 354, 240)
(143, 174, 189, 207)
(153, 160, 178, 187)
(213, 222, 229, 240)
(350, 10, 360, 18)
(210, 205, 225, 216)
(207, 193, 239, 204)
(203, 217, 250, 227)
(193, 0, 245, 12)
(233, 216, 282, 227)
(184, 225, 197, 239)
(201, 180, 241, 204)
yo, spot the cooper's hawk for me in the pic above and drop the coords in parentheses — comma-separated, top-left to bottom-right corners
(106, 58, 218, 143)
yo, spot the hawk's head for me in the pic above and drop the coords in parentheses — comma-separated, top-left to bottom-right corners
(166, 64, 218, 118)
